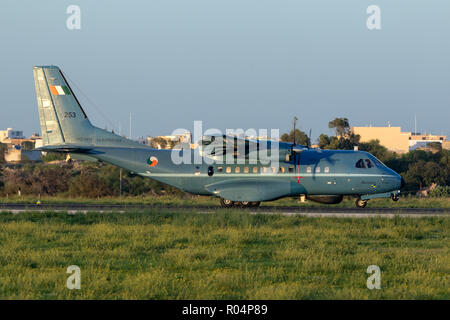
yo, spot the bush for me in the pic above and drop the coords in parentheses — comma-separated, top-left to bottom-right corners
(42, 152, 66, 162)
(2, 163, 72, 195)
(428, 186, 450, 197)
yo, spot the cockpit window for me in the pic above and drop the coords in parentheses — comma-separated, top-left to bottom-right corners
(355, 159, 366, 168)
(370, 156, 386, 168)
(365, 159, 374, 168)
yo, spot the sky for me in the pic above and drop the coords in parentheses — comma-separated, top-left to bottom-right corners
(0, 0, 449, 142)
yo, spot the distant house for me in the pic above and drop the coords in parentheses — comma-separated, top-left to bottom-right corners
(4, 144, 41, 162)
(351, 126, 447, 153)
(443, 141, 450, 150)
(0, 128, 43, 162)
(0, 128, 25, 143)
(147, 132, 192, 149)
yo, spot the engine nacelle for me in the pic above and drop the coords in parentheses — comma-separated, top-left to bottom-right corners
(306, 195, 344, 204)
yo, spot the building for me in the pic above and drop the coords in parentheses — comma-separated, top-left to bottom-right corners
(4, 144, 41, 162)
(0, 129, 43, 162)
(443, 141, 450, 150)
(351, 126, 447, 153)
(408, 133, 447, 151)
(147, 132, 192, 149)
(0, 128, 25, 143)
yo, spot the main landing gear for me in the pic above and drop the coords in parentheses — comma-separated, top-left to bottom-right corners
(355, 198, 368, 208)
(220, 198, 261, 208)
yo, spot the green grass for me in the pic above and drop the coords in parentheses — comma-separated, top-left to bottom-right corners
(1, 194, 449, 208)
(0, 210, 448, 299)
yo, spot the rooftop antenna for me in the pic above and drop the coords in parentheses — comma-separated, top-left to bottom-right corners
(414, 114, 417, 135)
(129, 112, 132, 139)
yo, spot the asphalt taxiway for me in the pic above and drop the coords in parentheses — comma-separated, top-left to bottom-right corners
(0, 203, 448, 218)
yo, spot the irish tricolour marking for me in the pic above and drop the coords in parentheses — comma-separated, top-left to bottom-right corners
(49, 85, 71, 96)
(147, 156, 158, 167)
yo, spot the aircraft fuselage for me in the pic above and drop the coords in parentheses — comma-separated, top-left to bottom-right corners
(81, 147, 403, 203)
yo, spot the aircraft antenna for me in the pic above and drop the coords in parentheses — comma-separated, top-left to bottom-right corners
(63, 71, 119, 133)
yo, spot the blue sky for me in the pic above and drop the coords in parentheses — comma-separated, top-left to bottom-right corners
(0, 0, 449, 141)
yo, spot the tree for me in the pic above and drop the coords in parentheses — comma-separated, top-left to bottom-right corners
(318, 134, 330, 149)
(0, 143, 6, 164)
(328, 117, 350, 137)
(426, 142, 442, 152)
(0, 143, 5, 191)
(318, 132, 360, 150)
(358, 139, 393, 162)
(423, 162, 446, 186)
(280, 129, 310, 146)
(404, 160, 426, 189)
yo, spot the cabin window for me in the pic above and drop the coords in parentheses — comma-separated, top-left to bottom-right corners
(207, 166, 214, 176)
(262, 167, 269, 173)
(306, 166, 312, 173)
(279, 167, 285, 173)
(288, 166, 294, 173)
(324, 166, 330, 173)
(365, 159, 374, 168)
(285, 154, 291, 162)
(226, 167, 231, 173)
(235, 167, 240, 173)
(217, 166, 223, 173)
(253, 167, 258, 173)
(355, 159, 366, 168)
(315, 167, 320, 173)
(272, 167, 277, 173)
(244, 167, 249, 173)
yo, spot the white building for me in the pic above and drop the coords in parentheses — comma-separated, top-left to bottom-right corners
(0, 128, 25, 143)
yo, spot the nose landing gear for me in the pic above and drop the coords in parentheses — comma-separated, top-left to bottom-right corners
(391, 194, 399, 202)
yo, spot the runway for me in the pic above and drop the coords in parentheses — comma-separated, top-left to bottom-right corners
(0, 203, 448, 218)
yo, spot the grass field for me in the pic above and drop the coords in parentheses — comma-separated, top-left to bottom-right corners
(0, 210, 448, 299)
(1, 195, 449, 209)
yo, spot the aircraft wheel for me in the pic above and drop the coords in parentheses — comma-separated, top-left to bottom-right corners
(355, 198, 368, 208)
(220, 198, 234, 208)
(391, 194, 399, 202)
(240, 201, 250, 208)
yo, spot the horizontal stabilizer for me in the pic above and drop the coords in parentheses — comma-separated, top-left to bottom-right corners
(34, 144, 93, 153)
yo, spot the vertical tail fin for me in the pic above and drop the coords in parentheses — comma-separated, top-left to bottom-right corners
(33, 65, 93, 145)
(33, 65, 144, 148)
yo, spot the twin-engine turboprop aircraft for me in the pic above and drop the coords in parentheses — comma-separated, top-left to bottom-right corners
(33, 66, 404, 208)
